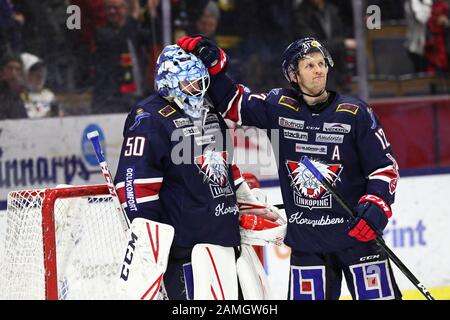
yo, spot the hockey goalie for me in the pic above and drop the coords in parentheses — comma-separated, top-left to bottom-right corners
(113, 44, 286, 300)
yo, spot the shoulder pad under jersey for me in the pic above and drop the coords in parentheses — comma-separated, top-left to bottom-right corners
(336, 95, 379, 129)
(334, 95, 371, 116)
(126, 94, 178, 133)
(266, 88, 301, 111)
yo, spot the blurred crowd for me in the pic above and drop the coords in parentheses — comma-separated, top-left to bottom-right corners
(0, 0, 449, 120)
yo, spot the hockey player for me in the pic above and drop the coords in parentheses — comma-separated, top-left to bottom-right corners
(113, 44, 285, 300)
(177, 35, 402, 300)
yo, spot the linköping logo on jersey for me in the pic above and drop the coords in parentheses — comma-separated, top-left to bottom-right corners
(195, 150, 233, 198)
(286, 159, 343, 209)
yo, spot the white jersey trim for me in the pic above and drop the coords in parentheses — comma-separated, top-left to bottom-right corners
(116, 177, 163, 189)
(121, 195, 160, 208)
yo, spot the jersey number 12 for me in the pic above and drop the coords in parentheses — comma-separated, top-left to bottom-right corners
(375, 128, 390, 150)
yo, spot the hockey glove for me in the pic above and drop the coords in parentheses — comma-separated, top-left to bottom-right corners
(348, 194, 392, 242)
(239, 214, 287, 246)
(236, 181, 286, 223)
(177, 35, 228, 75)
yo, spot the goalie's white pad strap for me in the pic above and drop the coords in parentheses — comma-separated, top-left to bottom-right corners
(251, 187, 288, 224)
(236, 181, 266, 210)
(191, 244, 238, 300)
(249, 187, 267, 203)
(118, 218, 174, 300)
(240, 222, 287, 246)
(237, 244, 273, 300)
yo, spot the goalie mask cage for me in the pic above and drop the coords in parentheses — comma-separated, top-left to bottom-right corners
(0, 185, 128, 300)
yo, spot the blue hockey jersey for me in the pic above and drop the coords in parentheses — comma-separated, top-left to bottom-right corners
(113, 93, 242, 249)
(208, 73, 400, 253)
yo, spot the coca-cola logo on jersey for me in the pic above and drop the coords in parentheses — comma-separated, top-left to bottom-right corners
(195, 150, 233, 198)
(286, 159, 343, 210)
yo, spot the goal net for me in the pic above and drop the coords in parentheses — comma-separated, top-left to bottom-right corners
(0, 184, 129, 300)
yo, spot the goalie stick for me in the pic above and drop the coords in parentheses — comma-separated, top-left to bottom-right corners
(300, 155, 435, 301)
(87, 130, 130, 232)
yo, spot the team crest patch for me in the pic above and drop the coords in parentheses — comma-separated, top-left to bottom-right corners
(130, 108, 151, 131)
(278, 95, 301, 111)
(195, 150, 233, 198)
(336, 103, 359, 115)
(158, 105, 176, 117)
(286, 158, 343, 209)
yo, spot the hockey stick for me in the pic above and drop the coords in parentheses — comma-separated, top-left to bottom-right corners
(300, 155, 435, 300)
(87, 131, 130, 232)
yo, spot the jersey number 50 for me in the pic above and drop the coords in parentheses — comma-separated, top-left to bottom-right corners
(124, 136, 146, 157)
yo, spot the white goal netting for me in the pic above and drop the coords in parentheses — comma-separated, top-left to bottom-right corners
(0, 185, 128, 300)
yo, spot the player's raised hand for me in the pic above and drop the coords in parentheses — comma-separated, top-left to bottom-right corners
(177, 35, 228, 75)
(348, 194, 392, 242)
(177, 35, 203, 51)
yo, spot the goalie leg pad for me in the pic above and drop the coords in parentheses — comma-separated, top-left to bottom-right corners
(236, 244, 273, 300)
(191, 244, 239, 300)
(118, 218, 174, 300)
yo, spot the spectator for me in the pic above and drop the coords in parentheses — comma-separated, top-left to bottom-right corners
(185, 1, 235, 77)
(238, 0, 294, 90)
(70, 0, 107, 90)
(425, 0, 450, 74)
(329, 0, 354, 38)
(0, 53, 28, 120)
(71, 0, 106, 50)
(213, 0, 294, 89)
(18, 0, 72, 92)
(91, 0, 154, 114)
(0, 0, 25, 53)
(138, 0, 163, 90)
(20, 53, 59, 118)
(292, 0, 356, 92)
(172, 0, 190, 41)
(194, 1, 220, 39)
(172, 0, 217, 41)
(405, 0, 433, 73)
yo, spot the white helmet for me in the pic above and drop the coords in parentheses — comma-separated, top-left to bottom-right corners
(155, 45, 210, 118)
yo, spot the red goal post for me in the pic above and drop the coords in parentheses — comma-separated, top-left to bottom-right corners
(1, 184, 128, 300)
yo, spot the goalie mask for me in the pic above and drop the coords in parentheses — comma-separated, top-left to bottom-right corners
(281, 37, 334, 89)
(155, 45, 210, 119)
